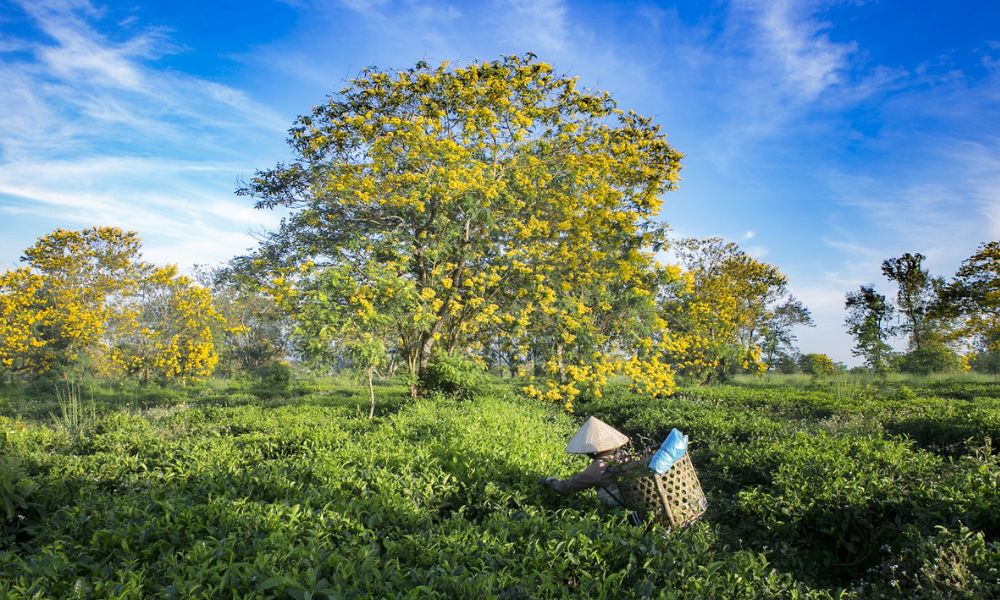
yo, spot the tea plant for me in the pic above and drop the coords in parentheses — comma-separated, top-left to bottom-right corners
(0, 375, 997, 597)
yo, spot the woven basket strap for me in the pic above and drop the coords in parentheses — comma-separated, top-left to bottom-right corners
(653, 470, 677, 528)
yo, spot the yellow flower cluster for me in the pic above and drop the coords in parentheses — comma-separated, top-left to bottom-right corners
(0, 269, 50, 369)
(524, 350, 676, 412)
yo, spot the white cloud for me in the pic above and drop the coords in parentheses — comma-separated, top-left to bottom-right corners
(0, 155, 283, 268)
(0, 0, 290, 272)
(747, 0, 855, 101)
(823, 144, 1000, 273)
(500, 0, 569, 55)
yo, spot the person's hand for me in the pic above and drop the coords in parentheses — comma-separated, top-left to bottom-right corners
(537, 476, 556, 487)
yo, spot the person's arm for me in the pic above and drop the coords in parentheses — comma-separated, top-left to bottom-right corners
(548, 460, 605, 495)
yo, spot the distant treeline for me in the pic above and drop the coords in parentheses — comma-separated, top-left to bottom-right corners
(841, 246, 1000, 375)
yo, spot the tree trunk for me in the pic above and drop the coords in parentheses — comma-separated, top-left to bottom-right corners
(420, 335, 435, 372)
(367, 366, 376, 419)
(406, 346, 420, 398)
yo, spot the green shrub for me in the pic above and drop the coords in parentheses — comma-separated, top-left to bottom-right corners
(0, 456, 37, 536)
(970, 350, 1000, 375)
(0, 456, 32, 519)
(798, 353, 838, 376)
(3, 375, 1000, 597)
(419, 350, 485, 399)
(251, 361, 293, 396)
(79, 412, 156, 455)
(898, 345, 962, 375)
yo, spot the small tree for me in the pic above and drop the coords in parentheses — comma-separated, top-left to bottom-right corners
(845, 285, 897, 373)
(276, 263, 399, 416)
(661, 237, 796, 383)
(196, 266, 291, 376)
(18, 227, 144, 376)
(108, 265, 225, 383)
(345, 334, 388, 419)
(760, 298, 814, 370)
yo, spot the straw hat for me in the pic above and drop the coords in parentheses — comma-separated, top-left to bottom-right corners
(565, 416, 630, 454)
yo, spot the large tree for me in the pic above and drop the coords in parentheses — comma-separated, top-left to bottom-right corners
(881, 253, 942, 351)
(948, 240, 1000, 355)
(882, 252, 962, 372)
(844, 284, 896, 372)
(238, 55, 683, 406)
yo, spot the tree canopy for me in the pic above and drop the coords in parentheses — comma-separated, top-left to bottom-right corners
(844, 284, 896, 373)
(238, 55, 684, 407)
(660, 237, 798, 382)
(951, 241, 1000, 354)
(0, 227, 226, 383)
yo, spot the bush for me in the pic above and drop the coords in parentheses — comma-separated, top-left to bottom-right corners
(250, 361, 293, 398)
(970, 350, 1000, 375)
(3, 375, 999, 597)
(0, 456, 37, 534)
(798, 353, 837, 376)
(419, 350, 485, 399)
(898, 344, 962, 374)
(864, 525, 1000, 598)
(253, 361, 293, 387)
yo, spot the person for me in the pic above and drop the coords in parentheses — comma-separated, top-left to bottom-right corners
(539, 416, 631, 507)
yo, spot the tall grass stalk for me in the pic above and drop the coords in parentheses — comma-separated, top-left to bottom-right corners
(51, 380, 96, 437)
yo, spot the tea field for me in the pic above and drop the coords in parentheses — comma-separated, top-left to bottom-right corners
(1, 376, 999, 598)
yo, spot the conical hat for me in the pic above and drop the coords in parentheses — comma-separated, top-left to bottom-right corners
(565, 416, 630, 454)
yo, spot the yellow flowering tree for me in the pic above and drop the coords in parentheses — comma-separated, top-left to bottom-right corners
(0, 268, 52, 377)
(13, 227, 144, 375)
(108, 265, 225, 383)
(0, 227, 227, 384)
(661, 237, 795, 383)
(238, 55, 684, 407)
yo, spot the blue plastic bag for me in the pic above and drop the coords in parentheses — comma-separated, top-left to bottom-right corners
(648, 428, 688, 474)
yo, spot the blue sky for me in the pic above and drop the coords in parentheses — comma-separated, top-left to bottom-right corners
(1, 0, 999, 364)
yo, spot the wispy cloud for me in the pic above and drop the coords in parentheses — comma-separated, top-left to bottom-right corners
(684, 0, 895, 160)
(741, 0, 855, 102)
(0, 0, 289, 270)
(0, 155, 282, 267)
(500, 0, 569, 55)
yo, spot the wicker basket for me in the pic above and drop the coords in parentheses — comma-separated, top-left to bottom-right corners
(611, 449, 707, 529)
